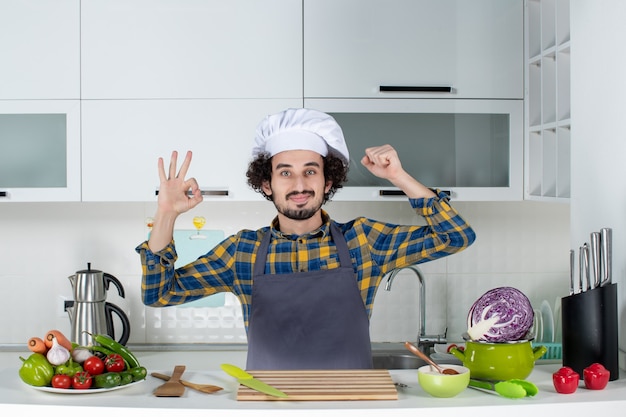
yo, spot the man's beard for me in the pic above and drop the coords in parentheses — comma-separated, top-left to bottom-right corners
(273, 190, 323, 220)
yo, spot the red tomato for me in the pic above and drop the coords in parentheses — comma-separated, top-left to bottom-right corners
(83, 356, 105, 375)
(105, 353, 125, 372)
(583, 363, 610, 390)
(72, 371, 93, 389)
(552, 366, 579, 394)
(51, 374, 72, 389)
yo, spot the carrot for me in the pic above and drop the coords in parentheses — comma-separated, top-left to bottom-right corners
(44, 330, 73, 351)
(27, 337, 48, 354)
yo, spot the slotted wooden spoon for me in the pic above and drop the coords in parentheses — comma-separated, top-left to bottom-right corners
(151, 372, 223, 394)
(153, 365, 186, 397)
(404, 341, 459, 375)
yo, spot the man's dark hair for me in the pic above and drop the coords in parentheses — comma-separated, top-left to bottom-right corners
(246, 153, 348, 203)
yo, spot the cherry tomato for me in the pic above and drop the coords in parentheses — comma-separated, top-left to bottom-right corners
(583, 363, 610, 390)
(51, 374, 72, 389)
(72, 371, 93, 389)
(83, 356, 105, 376)
(552, 366, 579, 394)
(105, 353, 125, 373)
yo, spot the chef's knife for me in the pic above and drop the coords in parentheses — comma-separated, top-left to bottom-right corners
(590, 232, 601, 288)
(600, 227, 612, 286)
(220, 363, 288, 398)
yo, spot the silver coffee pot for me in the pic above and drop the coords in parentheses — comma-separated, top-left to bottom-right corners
(65, 263, 130, 346)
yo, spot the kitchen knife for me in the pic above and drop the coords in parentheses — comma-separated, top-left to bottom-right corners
(600, 228, 612, 286)
(590, 232, 601, 288)
(578, 246, 584, 292)
(569, 249, 575, 295)
(220, 363, 288, 398)
(582, 243, 591, 291)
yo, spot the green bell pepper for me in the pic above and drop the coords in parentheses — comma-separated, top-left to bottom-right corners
(55, 360, 83, 377)
(19, 353, 54, 387)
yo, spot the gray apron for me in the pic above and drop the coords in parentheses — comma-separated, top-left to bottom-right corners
(245, 222, 373, 370)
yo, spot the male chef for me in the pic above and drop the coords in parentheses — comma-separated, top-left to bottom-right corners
(137, 108, 475, 369)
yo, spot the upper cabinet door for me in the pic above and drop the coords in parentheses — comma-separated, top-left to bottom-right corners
(0, 100, 81, 202)
(81, 0, 302, 99)
(81, 99, 301, 202)
(304, 0, 523, 99)
(0, 0, 80, 99)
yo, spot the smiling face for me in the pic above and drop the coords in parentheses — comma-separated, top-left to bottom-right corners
(262, 150, 332, 223)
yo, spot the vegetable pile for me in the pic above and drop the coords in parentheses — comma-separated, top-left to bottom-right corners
(19, 329, 146, 390)
(466, 287, 534, 343)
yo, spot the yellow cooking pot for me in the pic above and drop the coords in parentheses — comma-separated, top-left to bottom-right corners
(449, 341, 547, 380)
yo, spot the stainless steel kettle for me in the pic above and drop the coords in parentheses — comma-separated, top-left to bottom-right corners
(65, 263, 131, 346)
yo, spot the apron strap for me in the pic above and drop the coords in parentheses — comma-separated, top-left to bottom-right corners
(253, 222, 352, 277)
(330, 222, 353, 268)
(253, 230, 272, 277)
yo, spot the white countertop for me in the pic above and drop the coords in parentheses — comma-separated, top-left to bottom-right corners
(2, 349, 625, 416)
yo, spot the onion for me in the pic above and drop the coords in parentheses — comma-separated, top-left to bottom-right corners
(466, 287, 534, 342)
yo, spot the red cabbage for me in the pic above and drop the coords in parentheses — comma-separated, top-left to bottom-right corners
(467, 287, 534, 342)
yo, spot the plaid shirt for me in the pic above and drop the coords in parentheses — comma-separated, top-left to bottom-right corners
(137, 191, 475, 329)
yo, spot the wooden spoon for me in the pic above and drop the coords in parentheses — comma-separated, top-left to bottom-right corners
(404, 341, 459, 375)
(151, 372, 223, 394)
(153, 365, 186, 397)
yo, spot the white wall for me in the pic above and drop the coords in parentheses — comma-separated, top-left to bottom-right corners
(570, 1, 626, 366)
(0, 199, 569, 346)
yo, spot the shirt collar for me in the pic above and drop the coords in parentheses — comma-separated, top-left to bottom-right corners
(270, 210, 331, 240)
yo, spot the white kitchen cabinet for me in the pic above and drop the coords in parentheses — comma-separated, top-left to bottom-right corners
(0, 0, 80, 99)
(305, 99, 523, 202)
(304, 0, 523, 100)
(525, 0, 571, 201)
(81, 0, 302, 99)
(0, 100, 81, 201)
(81, 99, 302, 202)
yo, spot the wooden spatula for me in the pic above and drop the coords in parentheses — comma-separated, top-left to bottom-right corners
(151, 372, 223, 394)
(153, 365, 186, 397)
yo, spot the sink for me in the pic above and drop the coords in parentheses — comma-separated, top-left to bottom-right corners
(371, 352, 427, 369)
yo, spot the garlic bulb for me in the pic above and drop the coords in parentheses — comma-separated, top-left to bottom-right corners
(46, 337, 71, 366)
(71, 346, 92, 363)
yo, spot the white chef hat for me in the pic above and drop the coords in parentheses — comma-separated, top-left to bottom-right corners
(252, 108, 349, 166)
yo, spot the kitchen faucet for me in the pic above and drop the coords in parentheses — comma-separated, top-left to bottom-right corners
(384, 265, 447, 353)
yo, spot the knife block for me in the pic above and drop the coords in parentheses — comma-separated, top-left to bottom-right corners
(561, 283, 619, 381)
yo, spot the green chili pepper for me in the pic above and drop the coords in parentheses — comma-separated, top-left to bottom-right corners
(94, 372, 122, 388)
(128, 366, 147, 382)
(18, 353, 54, 387)
(88, 345, 116, 357)
(88, 333, 141, 369)
(118, 371, 134, 386)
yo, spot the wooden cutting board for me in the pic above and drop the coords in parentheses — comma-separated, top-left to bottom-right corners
(236, 369, 398, 401)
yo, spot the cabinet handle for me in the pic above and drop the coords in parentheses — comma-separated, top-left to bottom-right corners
(155, 189, 229, 197)
(379, 189, 451, 197)
(379, 86, 452, 93)
(0, 191, 7, 198)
